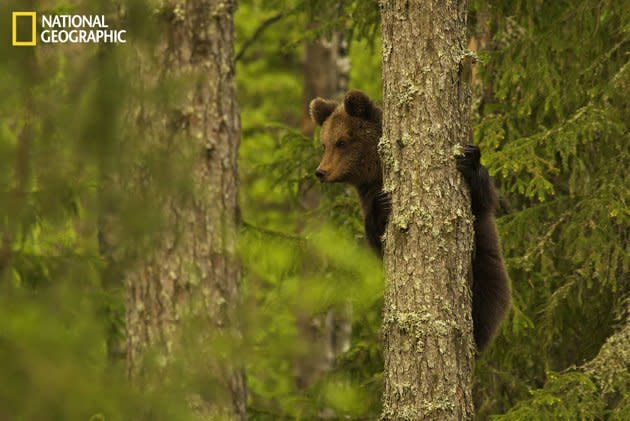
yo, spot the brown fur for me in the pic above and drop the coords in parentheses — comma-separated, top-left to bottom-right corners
(310, 90, 511, 352)
(311, 91, 382, 188)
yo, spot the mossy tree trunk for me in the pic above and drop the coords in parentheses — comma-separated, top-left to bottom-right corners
(125, 1, 245, 419)
(380, 1, 475, 420)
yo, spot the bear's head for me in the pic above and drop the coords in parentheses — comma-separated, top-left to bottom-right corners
(309, 90, 383, 188)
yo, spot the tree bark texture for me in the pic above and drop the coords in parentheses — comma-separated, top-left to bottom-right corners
(580, 303, 630, 407)
(125, 1, 245, 419)
(380, 1, 475, 420)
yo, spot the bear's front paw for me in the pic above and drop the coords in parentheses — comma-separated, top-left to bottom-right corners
(456, 144, 481, 181)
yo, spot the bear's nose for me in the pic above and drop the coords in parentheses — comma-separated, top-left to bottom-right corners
(315, 169, 327, 182)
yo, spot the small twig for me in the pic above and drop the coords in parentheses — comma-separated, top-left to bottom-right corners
(242, 221, 304, 242)
(235, 10, 292, 63)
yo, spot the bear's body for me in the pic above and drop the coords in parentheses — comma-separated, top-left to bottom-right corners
(310, 90, 510, 351)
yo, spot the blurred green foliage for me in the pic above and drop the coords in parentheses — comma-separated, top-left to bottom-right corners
(1, 0, 629, 419)
(1, 0, 198, 418)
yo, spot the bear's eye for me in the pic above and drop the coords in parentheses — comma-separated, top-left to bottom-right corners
(335, 140, 347, 148)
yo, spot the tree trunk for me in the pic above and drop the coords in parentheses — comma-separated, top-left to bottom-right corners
(498, 300, 630, 419)
(380, 1, 475, 420)
(295, 24, 351, 389)
(300, 32, 350, 137)
(467, 4, 493, 116)
(125, 1, 245, 419)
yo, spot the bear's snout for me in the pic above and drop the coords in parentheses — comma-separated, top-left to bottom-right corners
(315, 169, 327, 182)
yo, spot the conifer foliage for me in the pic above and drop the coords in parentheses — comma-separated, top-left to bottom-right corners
(0, 0, 628, 419)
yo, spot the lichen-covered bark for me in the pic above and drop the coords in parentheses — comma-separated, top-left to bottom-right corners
(583, 304, 630, 395)
(380, 1, 475, 420)
(495, 302, 630, 419)
(125, 1, 245, 419)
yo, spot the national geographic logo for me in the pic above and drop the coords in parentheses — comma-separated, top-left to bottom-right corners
(11, 11, 127, 47)
(12, 12, 37, 46)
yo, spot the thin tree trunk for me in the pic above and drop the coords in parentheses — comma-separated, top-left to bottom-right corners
(125, 1, 245, 419)
(295, 23, 351, 389)
(380, 1, 475, 420)
(300, 31, 350, 137)
(468, 4, 493, 116)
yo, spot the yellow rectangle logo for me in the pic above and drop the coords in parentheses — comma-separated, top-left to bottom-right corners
(12, 12, 37, 46)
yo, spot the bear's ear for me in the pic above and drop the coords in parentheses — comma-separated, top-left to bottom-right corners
(344, 90, 375, 120)
(310, 98, 338, 126)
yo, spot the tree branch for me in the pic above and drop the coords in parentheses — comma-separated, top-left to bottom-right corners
(235, 11, 290, 63)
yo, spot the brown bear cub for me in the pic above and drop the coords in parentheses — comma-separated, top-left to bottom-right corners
(310, 90, 510, 351)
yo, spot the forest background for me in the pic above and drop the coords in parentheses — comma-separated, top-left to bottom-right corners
(1, 0, 629, 419)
